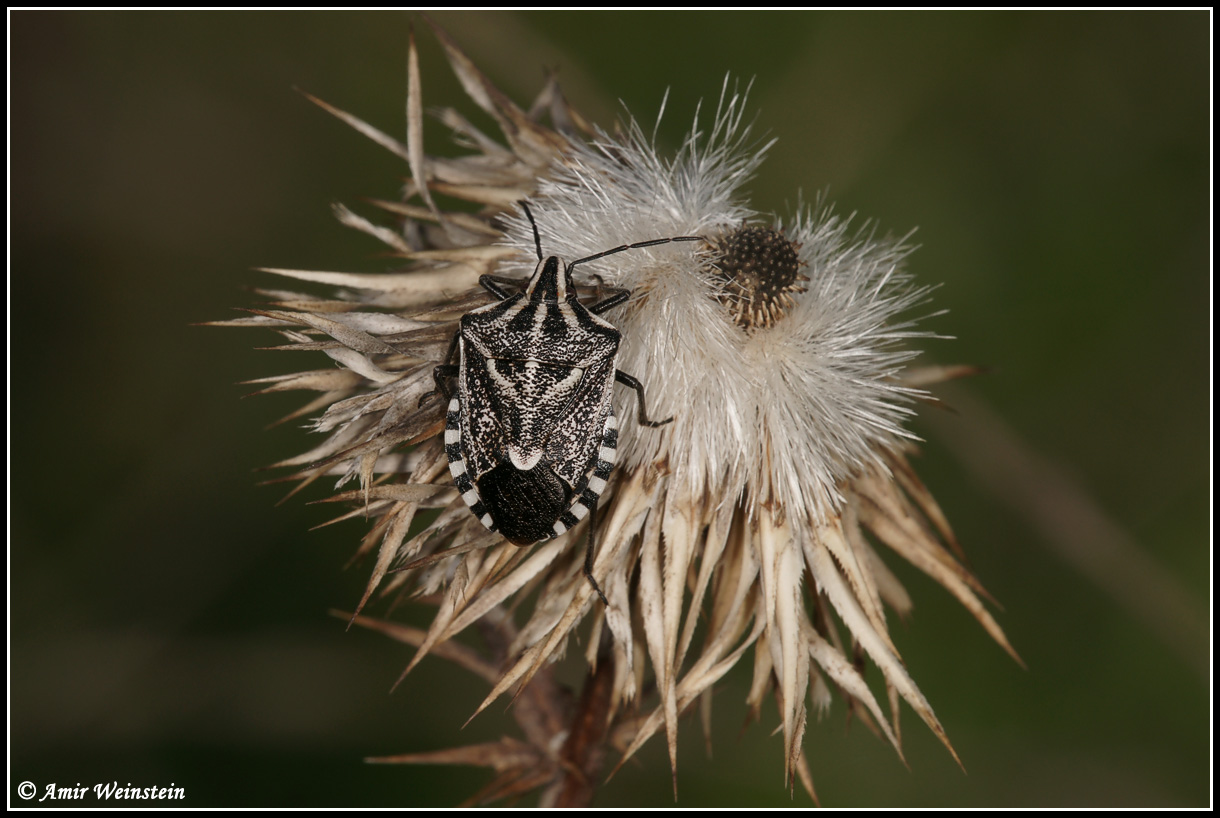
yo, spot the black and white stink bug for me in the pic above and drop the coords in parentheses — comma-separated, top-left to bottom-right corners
(426, 202, 703, 604)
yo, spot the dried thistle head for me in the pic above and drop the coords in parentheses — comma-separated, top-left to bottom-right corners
(217, 20, 1019, 806)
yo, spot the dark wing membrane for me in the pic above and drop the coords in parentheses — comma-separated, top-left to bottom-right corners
(476, 460, 571, 545)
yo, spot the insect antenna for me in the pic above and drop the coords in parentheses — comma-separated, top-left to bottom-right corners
(520, 201, 544, 262)
(566, 235, 704, 278)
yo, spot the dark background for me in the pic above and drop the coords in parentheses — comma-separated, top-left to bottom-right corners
(11, 11, 1209, 807)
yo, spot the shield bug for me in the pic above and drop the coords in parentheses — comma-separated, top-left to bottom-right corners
(426, 202, 703, 604)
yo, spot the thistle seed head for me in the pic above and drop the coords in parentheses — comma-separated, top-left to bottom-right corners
(218, 19, 1020, 806)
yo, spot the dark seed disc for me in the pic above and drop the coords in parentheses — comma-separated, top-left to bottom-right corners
(710, 225, 809, 330)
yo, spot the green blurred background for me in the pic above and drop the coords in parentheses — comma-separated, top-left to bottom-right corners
(10, 11, 1209, 808)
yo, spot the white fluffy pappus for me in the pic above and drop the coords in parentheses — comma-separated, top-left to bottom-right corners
(497, 86, 936, 529)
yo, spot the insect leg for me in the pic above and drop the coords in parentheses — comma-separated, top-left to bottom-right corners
(587, 286, 631, 315)
(419, 329, 461, 408)
(583, 499, 610, 607)
(615, 370, 674, 427)
(478, 274, 517, 301)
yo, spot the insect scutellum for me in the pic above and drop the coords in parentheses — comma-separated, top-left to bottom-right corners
(426, 202, 703, 604)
